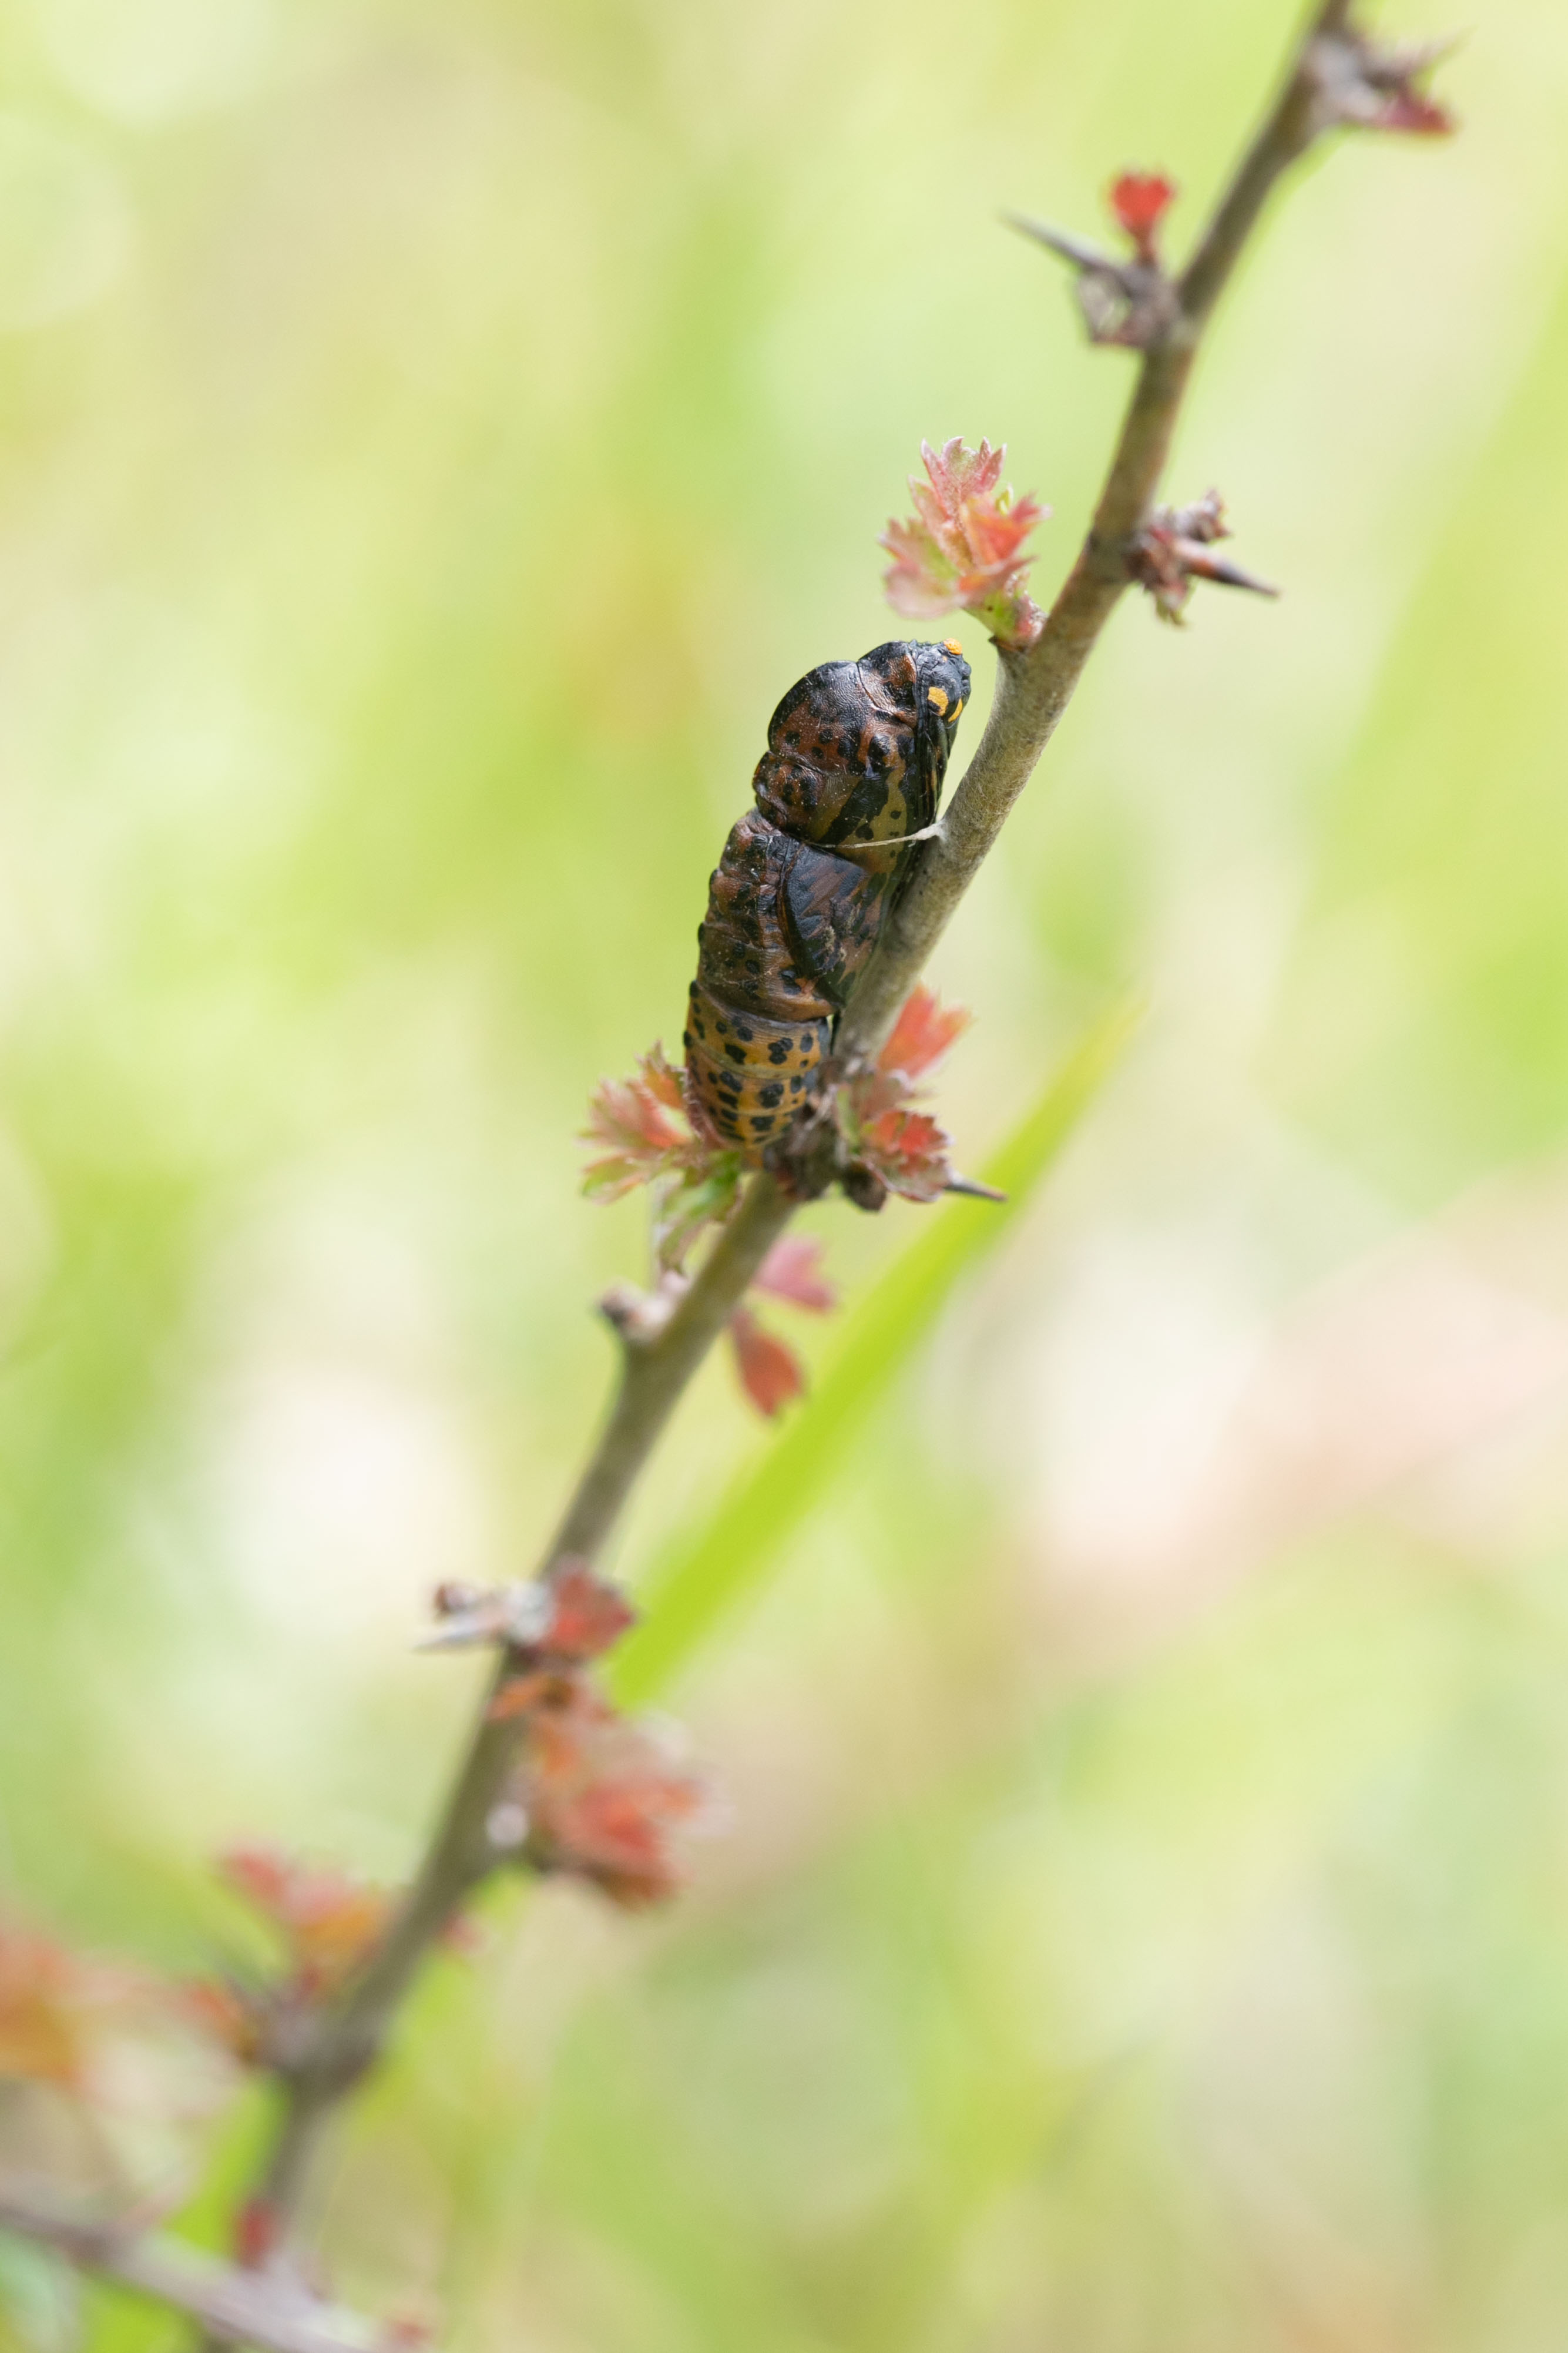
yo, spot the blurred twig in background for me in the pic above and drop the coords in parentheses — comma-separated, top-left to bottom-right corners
(0, 2194, 380, 2353)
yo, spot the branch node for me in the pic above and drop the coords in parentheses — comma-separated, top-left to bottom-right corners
(1304, 23, 1459, 138)
(1126, 491, 1278, 623)
(764, 1103, 845, 1203)
(597, 1275, 687, 1349)
(1008, 210, 1181, 351)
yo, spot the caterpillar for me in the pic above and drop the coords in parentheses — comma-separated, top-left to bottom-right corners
(684, 637, 971, 1162)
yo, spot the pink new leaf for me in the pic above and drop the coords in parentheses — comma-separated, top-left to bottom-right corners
(1109, 170, 1177, 260)
(855, 1107, 955, 1205)
(881, 438, 1048, 652)
(920, 436, 1006, 512)
(519, 1683, 709, 1908)
(581, 1045, 690, 1201)
(751, 1236, 837, 1315)
(880, 984, 972, 1082)
(543, 1560, 638, 1661)
(728, 1307, 807, 1418)
(583, 1042, 743, 1265)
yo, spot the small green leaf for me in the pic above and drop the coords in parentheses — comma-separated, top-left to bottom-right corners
(652, 1156, 743, 1272)
(612, 998, 1140, 1703)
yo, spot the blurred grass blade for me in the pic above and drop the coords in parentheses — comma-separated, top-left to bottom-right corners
(612, 997, 1141, 1704)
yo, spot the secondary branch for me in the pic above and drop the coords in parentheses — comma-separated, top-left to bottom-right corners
(0, 2187, 387, 2353)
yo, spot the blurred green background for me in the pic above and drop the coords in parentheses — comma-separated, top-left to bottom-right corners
(2, 0, 1567, 2344)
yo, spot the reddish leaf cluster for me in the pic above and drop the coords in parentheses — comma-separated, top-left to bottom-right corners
(0, 1920, 235, 2220)
(837, 984, 975, 1206)
(726, 1235, 839, 1419)
(1109, 170, 1176, 261)
(851, 1106, 955, 1205)
(540, 1560, 639, 1658)
(582, 1044, 743, 1271)
(511, 1681, 707, 1908)
(580, 1043, 689, 1198)
(0, 1925, 126, 2092)
(219, 1848, 391, 2000)
(881, 438, 1047, 652)
(1310, 28, 1457, 138)
(188, 1846, 470, 2068)
(459, 1562, 707, 1908)
(1127, 490, 1280, 624)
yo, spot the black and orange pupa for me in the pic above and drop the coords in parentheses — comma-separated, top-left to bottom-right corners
(684, 639, 970, 1161)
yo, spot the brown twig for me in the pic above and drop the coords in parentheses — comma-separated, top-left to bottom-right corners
(187, 0, 1426, 2296)
(0, 2185, 388, 2353)
(224, 1176, 798, 2250)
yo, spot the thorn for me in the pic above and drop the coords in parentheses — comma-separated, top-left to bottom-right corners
(1127, 495, 1278, 621)
(1170, 539, 1281, 597)
(1003, 211, 1122, 276)
(944, 1174, 1008, 1203)
(414, 1617, 492, 1653)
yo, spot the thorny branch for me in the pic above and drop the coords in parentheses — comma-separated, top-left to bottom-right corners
(0, 5, 1451, 2344)
(851, 0, 1452, 1056)
(263, 0, 1432, 2213)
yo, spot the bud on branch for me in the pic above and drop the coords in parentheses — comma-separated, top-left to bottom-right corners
(584, 988, 987, 1409)
(881, 439, 1047, 651)
(1006, 172, 1183, 351)
(1306, 26, 1458, 136)
(1128, 490, 1280, 624)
